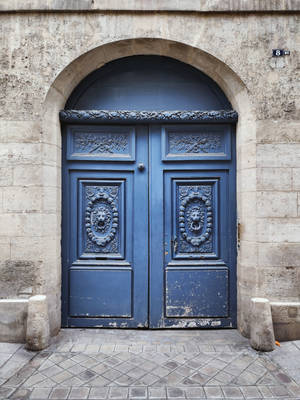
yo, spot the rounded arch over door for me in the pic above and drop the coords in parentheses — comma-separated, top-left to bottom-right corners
(65, 55, 232, 111)
(61, 54, 237, 329)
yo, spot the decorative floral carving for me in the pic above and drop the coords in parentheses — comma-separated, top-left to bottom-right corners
(84, 185, 119, 253)
(74, 132, 128, 154)
(168, 133, 222, 154)
(177, 185, 213, 253)
(60, 109, 238, 123)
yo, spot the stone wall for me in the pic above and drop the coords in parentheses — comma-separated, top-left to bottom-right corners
(0, 3, 299, 339)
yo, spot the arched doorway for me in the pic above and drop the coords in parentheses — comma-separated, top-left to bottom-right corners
(60, 56, 237, 328)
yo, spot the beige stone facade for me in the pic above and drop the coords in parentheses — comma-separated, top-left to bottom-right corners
(0, 1, 299, 341)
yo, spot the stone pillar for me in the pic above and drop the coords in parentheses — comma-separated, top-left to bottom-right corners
(250, 298, 275, 352)
(26, 295, 50, 351)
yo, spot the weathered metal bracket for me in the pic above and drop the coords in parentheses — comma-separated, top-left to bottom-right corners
(59, 110, 238, 124)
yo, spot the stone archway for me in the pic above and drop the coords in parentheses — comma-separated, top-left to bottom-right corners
(42, 38, 256, 336)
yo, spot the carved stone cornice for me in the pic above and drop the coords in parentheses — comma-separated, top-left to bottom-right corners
(59, 110, 238, 124)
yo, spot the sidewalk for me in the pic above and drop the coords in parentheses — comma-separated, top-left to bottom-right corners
(0, 329, 299, 399)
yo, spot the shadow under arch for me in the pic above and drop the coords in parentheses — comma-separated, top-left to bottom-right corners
(42, 38, 256, 337)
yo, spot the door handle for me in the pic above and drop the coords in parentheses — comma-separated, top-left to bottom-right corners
(138, 163, 145, 171)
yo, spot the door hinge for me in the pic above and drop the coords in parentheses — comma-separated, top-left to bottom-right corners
(237, 219, 241, 249)
(172, 237, 178, 254)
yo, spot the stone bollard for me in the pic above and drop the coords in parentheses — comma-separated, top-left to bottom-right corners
(250, 297, 275, 352)
(26, 295, 50, 351)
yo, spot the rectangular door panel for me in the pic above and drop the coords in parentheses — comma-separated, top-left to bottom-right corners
(165, 268, 228, 318)
(69, 268, 132, 317)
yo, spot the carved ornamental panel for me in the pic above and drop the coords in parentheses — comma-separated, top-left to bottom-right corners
(83, 184, 122, 255)
(176, 183, 215, 255)
(162, 125, 231, 161)
(67, 126, 136, 161)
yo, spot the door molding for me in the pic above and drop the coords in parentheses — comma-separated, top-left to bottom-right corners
(59, 109, 238, 124)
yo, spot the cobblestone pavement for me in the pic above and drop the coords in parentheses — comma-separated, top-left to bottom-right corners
(0, 330, 300, 399)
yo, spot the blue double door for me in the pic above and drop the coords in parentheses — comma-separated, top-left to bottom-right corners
(62, 123, 236, 328)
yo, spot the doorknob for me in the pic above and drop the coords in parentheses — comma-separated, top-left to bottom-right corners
(138, 163, 145, 171)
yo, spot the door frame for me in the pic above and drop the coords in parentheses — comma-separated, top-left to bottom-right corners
(60, 109, 238, 328)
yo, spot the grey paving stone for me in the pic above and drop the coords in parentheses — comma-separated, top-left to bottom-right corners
(22, 372, 47, 387)
(114, 362, 135, 374)
(59, 376, 83, 387)
(51, 370, 73, 384)
(188, 372, 210, 385)
(49, 387, 70, 399)
(184, 386, 205, 399)
(221, 386, 244, 399)
(126, 367, 146, 379)
(204, 386, 224, 398)
(89, 387, 109, 399)
(112, 374, 134, 386)
(108, 387, 128, 399)
(0, 387, 15, 398)
(0, 360, 23, 379)
(234, 370, 259, 386)
(77, 370, 97, 383)
(42, 365, 64, 378)
(0, 353, 12, 366)
(10, 388, 32, 399)
(214, 371, 234, 384)
(29, 387, 52, 399)
(0, 343, 22, 354)
(129, 387, 147, 398)
(241, 385, 263, 399)
(269, 385, 292, 397)
(148, 387, 166, 399)
(87, 375, 110, 386)
(80, 358, 99, 368)
(69, 386, 90, 399)
(139, 373, 160, 385)
(164, 372, 184, 385)
(287, 382, 300, 397)
(167, 387, 185, 398)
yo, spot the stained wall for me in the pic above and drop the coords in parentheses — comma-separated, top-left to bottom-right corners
(0, 3, 299, 338)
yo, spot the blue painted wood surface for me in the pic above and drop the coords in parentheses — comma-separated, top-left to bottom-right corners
(66, 56, 232, 111)
(62, 123, 236, 328)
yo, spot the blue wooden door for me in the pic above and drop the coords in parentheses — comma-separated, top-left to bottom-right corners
(149, 124, 236, 328)
(62, 122, 236, 328)
(62, 124, 149, 328)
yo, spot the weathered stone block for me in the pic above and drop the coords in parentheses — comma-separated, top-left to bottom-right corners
(257, 168, 292, 191)
(257, 192, 298, 218)
(257, 144, 300, 168)
(271, 302, 300, 341)
(26, 295, 50, 351)
(0, 167, 13, 186)
(0, 299, 28, 343)
(256, 120, 300, 144)
(0, 260, 40, 298)
(292, 168, 300, 190)
(13, 165, 42, 186)
(258, 243, 300, 267)
(257, 218, 300, 243)
(258, 267, 299, 300)
(250, 298, 275, 352)
(0, 120, 40, 143)
(3, 187, 42, 212)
